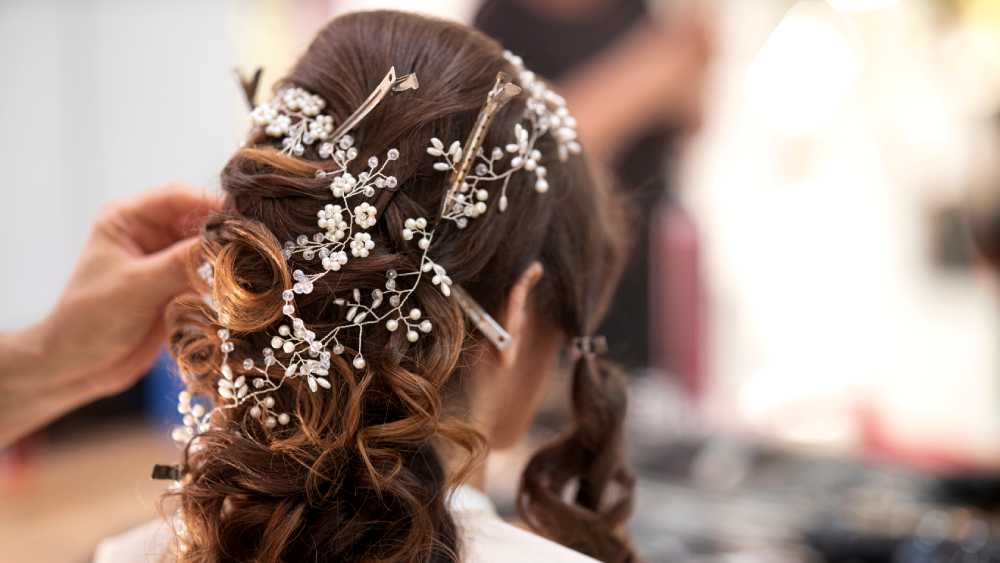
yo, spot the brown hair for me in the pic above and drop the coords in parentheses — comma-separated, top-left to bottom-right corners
(166, 10, 635, 563)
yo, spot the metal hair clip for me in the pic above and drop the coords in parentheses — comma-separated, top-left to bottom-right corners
(451, 285, 512, 351)
(329, 67, 419, 142)
(439, 72, 521, 221)
(250, 66, 418, 158)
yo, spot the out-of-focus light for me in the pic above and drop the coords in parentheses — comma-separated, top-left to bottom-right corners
(826, 0, 899, 12)
(746, 1, 862, 136)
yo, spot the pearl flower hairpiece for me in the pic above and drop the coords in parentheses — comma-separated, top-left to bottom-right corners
(172, 53, 582, 446)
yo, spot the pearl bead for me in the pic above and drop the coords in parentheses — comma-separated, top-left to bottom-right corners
(418, 237, 430, 249)
(409, 308, 421, 320)
(263, 397, 275, 408)
(278, 413, 290, 425)
(407, 330, 419, 343)
(250, 406, 261, 418)
(386, 319, 399, 331)
(353, 356, 366, 370)
(420, 320, 432, 333)
(282, 341, 295, 354)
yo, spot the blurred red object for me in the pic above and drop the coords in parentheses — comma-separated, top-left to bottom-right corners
(857, 402, 989, 473)
(0, 434, 40, 492)
(651, 201, 706, 400)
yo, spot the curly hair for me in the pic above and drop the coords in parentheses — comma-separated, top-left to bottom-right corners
(165, 10, 635, 563)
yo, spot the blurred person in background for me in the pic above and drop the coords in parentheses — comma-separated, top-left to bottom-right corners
(969, 163, 1000, 280)
(476, 0, 713, 374)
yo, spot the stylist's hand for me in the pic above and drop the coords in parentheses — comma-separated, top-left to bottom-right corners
(0, 185, 220, 446)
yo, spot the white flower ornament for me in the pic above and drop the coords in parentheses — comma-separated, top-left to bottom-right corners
(172, 55, 582, 448)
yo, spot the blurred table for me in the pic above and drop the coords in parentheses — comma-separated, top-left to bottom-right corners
(0, 422, 176, 563)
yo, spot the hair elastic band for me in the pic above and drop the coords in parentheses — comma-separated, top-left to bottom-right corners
(572, 335, 608, 357)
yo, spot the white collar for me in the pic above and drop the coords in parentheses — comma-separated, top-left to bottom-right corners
(447, 484, 498, 515)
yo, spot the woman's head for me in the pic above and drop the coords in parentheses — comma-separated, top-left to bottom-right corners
(167, 10, 634, 563)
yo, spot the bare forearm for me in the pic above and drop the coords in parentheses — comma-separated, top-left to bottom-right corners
(0, 324, 88, 447)
(559, 25, 683, 161)
(558, 14, 712, 162)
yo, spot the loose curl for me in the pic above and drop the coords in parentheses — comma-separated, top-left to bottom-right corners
(165, 10, 635, 563)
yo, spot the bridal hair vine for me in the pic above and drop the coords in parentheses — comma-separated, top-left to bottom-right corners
(171, 52, 582, 446)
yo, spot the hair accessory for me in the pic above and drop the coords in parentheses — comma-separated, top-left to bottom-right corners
(451, 285, 512, 351)
(235, 67, 264, 109)
(438, 72, 521, 224)
(250, 66, 418, 157)
(173, 51, 583, 444)
(151, 464, 184, 481)
(428, 51, 580, 219)
(572, 335, 608, 357)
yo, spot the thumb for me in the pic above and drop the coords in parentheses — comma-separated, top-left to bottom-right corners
(135, 236, 201, 298)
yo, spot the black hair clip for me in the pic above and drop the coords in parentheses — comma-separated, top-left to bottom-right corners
(235, 67, 264, 110)
(151, 464, 184, 481)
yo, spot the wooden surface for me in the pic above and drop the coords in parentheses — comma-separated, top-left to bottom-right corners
(0, 422, 178, 563)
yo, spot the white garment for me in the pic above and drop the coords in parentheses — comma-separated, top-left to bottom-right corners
(93, 485, 597, 563)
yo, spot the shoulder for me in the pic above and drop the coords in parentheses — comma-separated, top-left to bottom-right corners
(93, 518, 174, 563)
(96, 511, 598, 563)
(456, 510, 599, 563)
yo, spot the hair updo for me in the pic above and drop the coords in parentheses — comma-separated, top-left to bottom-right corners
(165, 10, 635, 563)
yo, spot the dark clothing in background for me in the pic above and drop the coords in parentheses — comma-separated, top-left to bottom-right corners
(476, 0, 676, 370)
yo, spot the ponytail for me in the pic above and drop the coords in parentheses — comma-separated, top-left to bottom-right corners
(517, 340, 637, 563)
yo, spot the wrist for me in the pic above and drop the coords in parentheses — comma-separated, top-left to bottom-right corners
(0, 323, 48, 388)
(0, 322, 71, 446)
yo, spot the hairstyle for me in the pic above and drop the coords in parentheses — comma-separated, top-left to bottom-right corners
(166, 10, 635, 563)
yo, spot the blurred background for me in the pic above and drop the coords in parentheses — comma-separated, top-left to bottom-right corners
(2, 0, 1000, 561)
